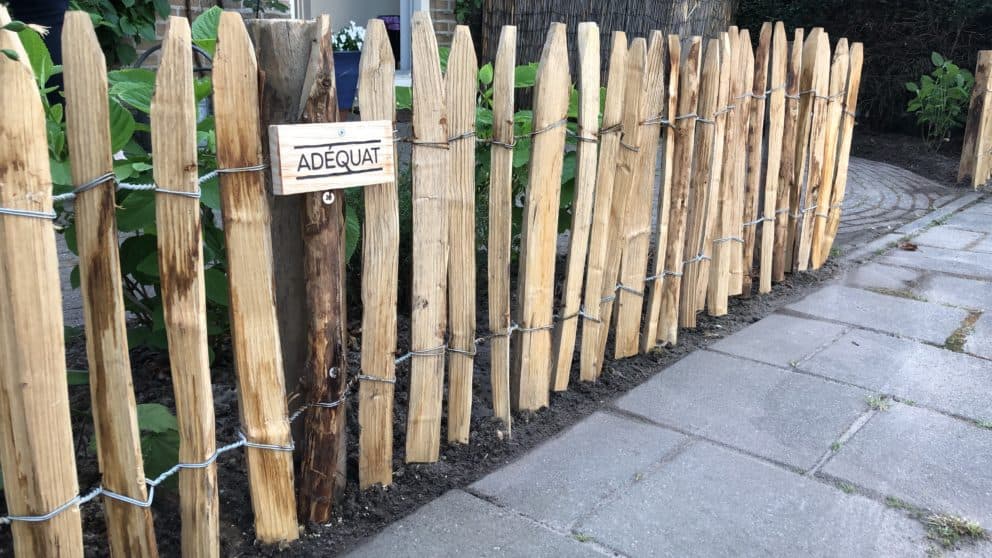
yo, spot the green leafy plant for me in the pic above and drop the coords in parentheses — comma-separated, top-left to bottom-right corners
(332, 20, 365, 51)
(69, 0, 171, 67)
(906, 52, 974, 150)
(454, 0, 484, 23)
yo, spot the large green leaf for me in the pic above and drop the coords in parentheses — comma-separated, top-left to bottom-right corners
(137, 403, 178, 433)
(17, 28, 58, 89)
(110, 80, 153, 114)
(108, 98, 136, 153)
(191, 6, 222, 56)
(204, 267, 229, 306)
(346, 202, 360, 262)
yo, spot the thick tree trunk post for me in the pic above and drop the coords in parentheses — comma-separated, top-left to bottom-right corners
(0, 10, 84, 555)
(62, 12, 159, 557)
(151, 17, 220, 555)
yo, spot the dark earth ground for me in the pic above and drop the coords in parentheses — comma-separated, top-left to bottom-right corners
(0, 130, 970, 556)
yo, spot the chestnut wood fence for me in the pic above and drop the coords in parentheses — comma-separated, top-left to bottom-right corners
(0, 7, 862, 556)
(959, 50, 992, 189)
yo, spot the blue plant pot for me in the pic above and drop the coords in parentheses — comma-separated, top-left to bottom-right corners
(334, 50, 361, 110)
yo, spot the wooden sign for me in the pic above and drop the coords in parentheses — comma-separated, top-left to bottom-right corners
(268, 120, 395, 195)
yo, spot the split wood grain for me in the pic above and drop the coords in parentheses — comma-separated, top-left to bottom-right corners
(774, 28, 804, 281)
(614, 31, 665, 358)
(728, 30, 754, 296)
(294, 14, 348, 523)
(591, 37, 646, 368)
(641, 35, 680, 350)
(406, 11, 450, 462)
(759, 22, 787, 293)
(551, 21, 599, 388)
(0, 9, 84, 555)
(487, 25, 516, 427)
(579, 33, 627, 380)
(794, 30, 831, 272)
(513, 22, 570, 409)
(357, 18, 399, 486)
(810, 38, 849, 269)
(959, 50, 992, 186)
(678, 37, 721, 328)
(740, 23, 770, 296)
(63, 12, 158, 556)
(788, 27, 823, 271)
(151, 16, 223, 552)
(446, 26, 478, 443)
(658, 36, 701, 345)
(823, 42, 865, 256)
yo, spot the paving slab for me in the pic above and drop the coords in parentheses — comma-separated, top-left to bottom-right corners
(964, 313, 992, 360)
(913, 226, 986, 250)
(786, 285, 970, 344)
(943, 210, 992, 234)
(841, 262, 923, 291)
(801, 329, 992, 423)
(471, 412, 686, 529)
(822, 404, 992, 527)
(879, 245, 992, 280)
(345, 490, 604, 558)
(577, 442, 927, 558)
(967, 234, 992, 253)
(708, 314, 848, 368)
(917, 274, 992, 310)
(614, 350, 868, 470)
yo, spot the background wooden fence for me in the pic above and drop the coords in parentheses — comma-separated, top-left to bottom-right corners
(959, 50, 992, 189)
(0, 8, 863, 556)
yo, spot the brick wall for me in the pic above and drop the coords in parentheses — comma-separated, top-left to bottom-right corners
(431, 0, 457, 47)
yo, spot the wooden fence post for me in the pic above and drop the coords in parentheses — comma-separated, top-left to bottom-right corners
(0, 11, 84, 556)
(823, 42, 865, 255)
(811, 38, 849, 269)
(642, 35, 680, 350)
(614, 31, 665, 358)
(407, 10, 450, 461)
(62, 12, 158, 556)
(151, 17, 221, 554)
(551, 21, 599, 388)
(775, 28, 804, 280)
(679, 37, 721, 329)
(788, 27, 823, 271)
(446, 26, 478, 443)
(513, 22, 570, 409)
(592, 37, 645, 367)
(759, 22, 787, 293)
(579, 32, 626, 381)
(741, 23, 770, 296)
(728, 31, 754, 296)
(487, 25, 516, 427)
(658, 36, 701, 345)
(358, 18, 399, 487)
(958, 50, 992, 187)
(794, 30, 831, 272)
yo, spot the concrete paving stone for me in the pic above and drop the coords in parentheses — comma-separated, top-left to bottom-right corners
(708, 314, 847, 368)
(879, 245, 992, 280)
(801, 329, 992, 423)
(944, 210, 992, 234)
(471, 412, 686, 529)
(345, 490, 604, 558)
(964, 313, 992, 360)
(822, 403, 992, 527)
(913, 226, 986, 250)
(614, 350, 868, 470)
(577, 442, 927, 558)
(968, 234, 992, 253)
(841, 262, 923, 291)
(786, 285, 970, 344)
(916, 274, 992, 310)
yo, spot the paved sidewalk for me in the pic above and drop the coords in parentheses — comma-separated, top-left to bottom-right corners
(348, 194, 992, 557)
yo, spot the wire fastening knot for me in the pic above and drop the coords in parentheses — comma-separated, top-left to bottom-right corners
(239, 431, 295, 452)
(598, 122, 623, 135)
(357, 374, 396, 384)
(395, 343, 447, 364)
(448, 130, 476, 143)
(714, 236, 744, 244)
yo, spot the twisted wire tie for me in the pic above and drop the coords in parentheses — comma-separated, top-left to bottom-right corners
(619, 140, 641, 153)
(683, 253, 711, 266)
(714, 236, 744, 244)
(615, 283, 645, 298)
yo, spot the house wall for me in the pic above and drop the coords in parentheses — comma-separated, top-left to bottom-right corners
(305, 0, 402, 29)
(430, 0, 456, 47)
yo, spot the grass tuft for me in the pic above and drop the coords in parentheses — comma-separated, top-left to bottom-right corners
(945, 311, 981, 353)
(866, 394, 891, 411)
(926, 514, 986, 548)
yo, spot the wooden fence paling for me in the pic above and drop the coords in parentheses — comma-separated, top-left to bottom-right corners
(614, 31, 665, 358)
(788, 28, 822, 271)
(810, 38, 850, 269)
(823, 43, 865, 255)
(694, 31, 733, 314)
(959, 50, 992, 187)
(407, 10, 450, 461)
(706, 26, 740, 317)
(658, 36, 701, 345)
(487, 25, 515, 426)
(642, 35, 680, 350)
(579, 32, 627, 381)
(592, 37, 645, 366)
(794, 30, 831, 272)
(0, 12, 84, 556)
(294, 14, 348, 522)
(740, 23, 771, 296)
(759, 22, 787, 293)
(446, 26, 478, 443)
(63, 12, 159, 557)
(729, 31, 754, 296)
(357, 19, 398, 487)
(151, 17, 222, 554)
(513, 22, 570, 409)
(551, 21, 599, 389)
(678, 37, 721, 328)
(775, 28, 804, 280)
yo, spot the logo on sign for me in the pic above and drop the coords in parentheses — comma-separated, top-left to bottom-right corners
(294, 138, 385, 179)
